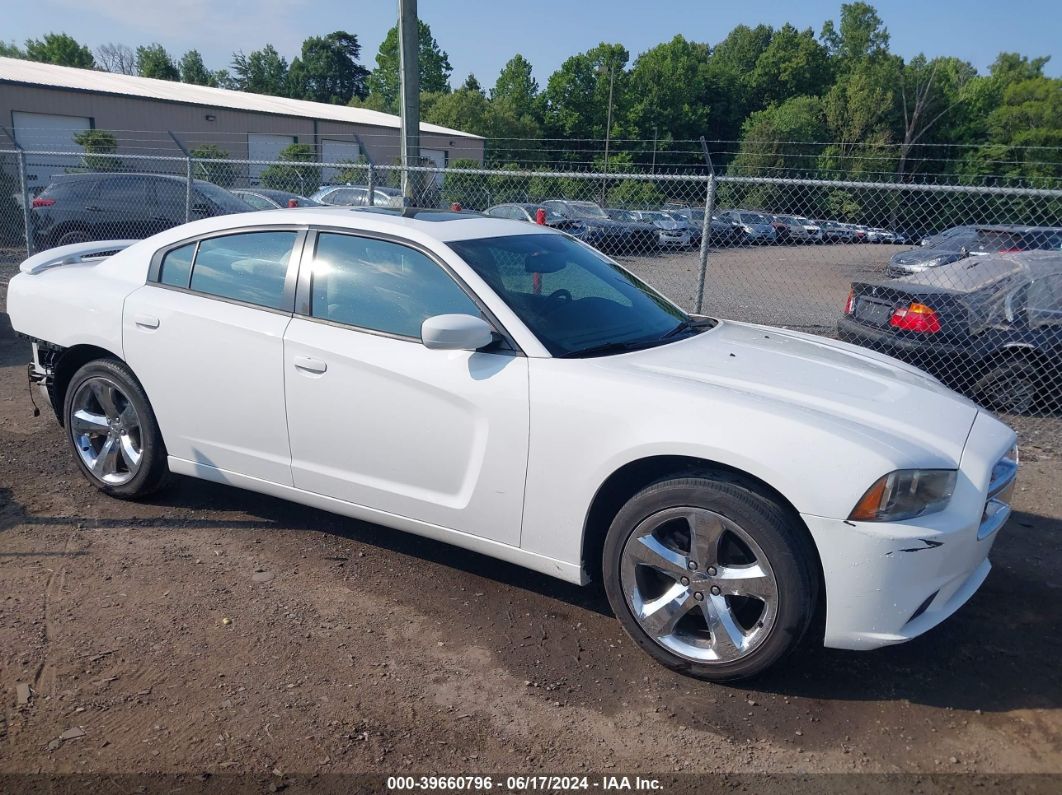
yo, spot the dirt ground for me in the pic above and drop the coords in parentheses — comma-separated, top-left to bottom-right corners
(0, 260, 1060, 790)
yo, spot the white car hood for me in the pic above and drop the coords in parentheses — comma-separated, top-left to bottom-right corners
(614, 320, 978, 463)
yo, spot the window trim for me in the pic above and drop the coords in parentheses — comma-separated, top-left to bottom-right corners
(293, 226, 522, 355)
(147, 224, 309, 315)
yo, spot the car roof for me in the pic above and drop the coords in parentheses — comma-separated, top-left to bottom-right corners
(897, 251, 1062, 291)
(163, 205, 557, 243)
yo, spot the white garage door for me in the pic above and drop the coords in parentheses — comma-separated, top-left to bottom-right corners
(321, 139, 361, 182)
(13, 111, 92, 191)
(248, 133, 296, 184)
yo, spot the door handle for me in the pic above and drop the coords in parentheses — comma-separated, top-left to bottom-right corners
(133, 313, 160, 329)
(293, 355, 327, 374)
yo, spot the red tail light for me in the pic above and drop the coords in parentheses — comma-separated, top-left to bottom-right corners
(31, 197, 55, 208)
(843, 289, 855, 315)
(890, 303, 941, 333)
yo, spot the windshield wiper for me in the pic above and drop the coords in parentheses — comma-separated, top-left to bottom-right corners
(557, 339, 664, 359)
(660, 316, 716, 340)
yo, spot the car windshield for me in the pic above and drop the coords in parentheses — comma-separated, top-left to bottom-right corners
(739, 212, 769, 224)
(195, 181, 251, 212)
(566, 202, 610, 220)
(448, 234, 691, 356)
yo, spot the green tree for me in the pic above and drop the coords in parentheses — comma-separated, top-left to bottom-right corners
(25, 33, 94, 68)
(542, 42, 629, 147)
(461, 74, 483, 94)
(136, 44, 179, 80)
(232, 44, 289, 96)
(288, 31, 370, 104)
(364, 20, 452, 111)
(626, 36, 712, 159)
(0, 40, 23, 58)
(820, 2, 890, 69)
(423, 86, 490, 135)
(751, 24, 832, 105)
(179, 50, 214, 85)
(973, 75, 1062, 182)
(259, 143, 320, 194)
(190, 144, 238, 187)
(895, 55, 977, 179)
(73, 129, 122, 172)
(491, 54, 538, 110)
(702, 24, 774, 143)
(732, 96, 828, 175)
(821, 57, 901, 177)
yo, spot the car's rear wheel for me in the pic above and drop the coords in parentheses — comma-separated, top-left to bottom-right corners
(63, 359, 169, 499)
(602, 474, 818, 682)
(974, 357, 1039, 415)
(57, 229, 91, 246)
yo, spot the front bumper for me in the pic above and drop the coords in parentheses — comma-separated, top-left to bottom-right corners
(804, 411, 1017, 650)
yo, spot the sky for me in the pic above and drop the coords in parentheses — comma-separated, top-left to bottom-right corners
(4, 0, 1060, 84)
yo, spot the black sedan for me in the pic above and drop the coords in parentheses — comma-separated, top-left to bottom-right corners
(838, 251, 1062, 414)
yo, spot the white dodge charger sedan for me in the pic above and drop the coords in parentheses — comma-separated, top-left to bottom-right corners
(8, 207, 1018, 681)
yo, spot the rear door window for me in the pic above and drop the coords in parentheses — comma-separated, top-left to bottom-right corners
(159, 241, 196, 288)
(188, 231, 298, 310)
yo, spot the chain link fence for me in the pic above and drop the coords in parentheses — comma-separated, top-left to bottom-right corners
(1, 148, 1060, 452)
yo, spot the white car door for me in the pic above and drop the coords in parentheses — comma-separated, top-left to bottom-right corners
(283, 230, 529, 545)
(123, 227, 304, 485)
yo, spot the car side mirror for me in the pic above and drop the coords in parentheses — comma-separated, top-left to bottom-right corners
(421, 314, 495, 351)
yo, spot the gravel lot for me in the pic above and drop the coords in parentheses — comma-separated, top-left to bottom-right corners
(0, 249, 1060, 791)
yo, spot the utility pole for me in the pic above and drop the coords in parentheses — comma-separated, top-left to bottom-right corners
(398, 0, 420, 204)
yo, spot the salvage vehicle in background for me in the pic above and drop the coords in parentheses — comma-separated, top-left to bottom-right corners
(840, 251, 1062, 414)
(232, 188, 323, 209)
(30, 173, 251, 248)
(312, 184, 405, 208)
(625, 210, 693, 248)
(887, 225, 1062, 277)
(716, 210, 778, 244)
(9, 207, 1018, 682)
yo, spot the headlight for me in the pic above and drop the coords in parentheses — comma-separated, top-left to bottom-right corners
(849, 469, 957, 522)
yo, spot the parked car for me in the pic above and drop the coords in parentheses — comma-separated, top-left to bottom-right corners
(541, 200, 654, 254)
(661, 207, 736, 247)
(312, 184, 404, 208)
(232, 188, 323, 209)
(716, 210, 778, 244)
(773, 215, 824, 243)
(818, 220, 859, 243)
(921, 225, 975, 248)
(484, 203, 592, 238)
(887, 225, 1062, 277)
(861, 227, 904, 244)
(840, 251, 1062, 414)
(30, 173, 251, 249)
(623, 210, 692, 249)
(10, 208, 1017, 682)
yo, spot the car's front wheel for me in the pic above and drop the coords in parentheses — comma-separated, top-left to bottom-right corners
(602, 474, 818, 682)
(63, 359, 169, 499)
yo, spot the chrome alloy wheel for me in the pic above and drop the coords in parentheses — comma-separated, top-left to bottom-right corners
(70, 377, 143, 486)
(620, 507, 779, 663)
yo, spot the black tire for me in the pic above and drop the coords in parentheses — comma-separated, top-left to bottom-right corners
(974, 357, 1039, 415)
(57, 229, 91, 246)
(602, 473, 818, 682)
(63, 359, 169, 499)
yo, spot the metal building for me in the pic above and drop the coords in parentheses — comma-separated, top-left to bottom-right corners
(0, 57, 484, 190)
